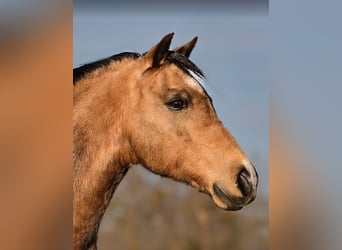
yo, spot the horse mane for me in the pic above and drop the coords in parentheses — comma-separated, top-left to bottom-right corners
(73, 52, 141, 84)
(73, 51, 204, 84)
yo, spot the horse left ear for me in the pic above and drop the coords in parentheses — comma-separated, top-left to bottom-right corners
(173, 36, 198, 58)
(143, 32, 174, 67)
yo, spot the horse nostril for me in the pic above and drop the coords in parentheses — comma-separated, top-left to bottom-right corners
(237, 167, 252, 197)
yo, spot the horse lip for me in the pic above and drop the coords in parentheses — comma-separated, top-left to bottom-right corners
(212, 183, 243, 211)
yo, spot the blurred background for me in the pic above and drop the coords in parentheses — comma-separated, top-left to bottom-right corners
(74, 1, 268, 249)
(1, 0, 342, 249)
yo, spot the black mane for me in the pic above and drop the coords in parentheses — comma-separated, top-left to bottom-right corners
(73, 52, 141, 84)
(73, 51, 204, 84)
(166, 52, 204, 78)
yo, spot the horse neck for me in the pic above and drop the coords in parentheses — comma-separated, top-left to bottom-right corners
(73, 60, 139, 249)
(73, 59, 140, 167)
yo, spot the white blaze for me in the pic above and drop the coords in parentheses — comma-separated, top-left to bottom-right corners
(187, 69, 214, 98)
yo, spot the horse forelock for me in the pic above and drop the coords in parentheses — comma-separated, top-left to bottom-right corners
(166, 52, 204, 78)
(165, 52, 213, 103)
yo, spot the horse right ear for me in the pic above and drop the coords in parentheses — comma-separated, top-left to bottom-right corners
(143, 33, 174, 67)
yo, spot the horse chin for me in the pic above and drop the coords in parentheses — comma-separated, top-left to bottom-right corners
(211, 183, 243, 211)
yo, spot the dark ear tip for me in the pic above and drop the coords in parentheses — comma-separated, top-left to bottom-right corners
(158, 32, 175, 48)
(191, 36, 198, 45)
(164, 32, 175, 40)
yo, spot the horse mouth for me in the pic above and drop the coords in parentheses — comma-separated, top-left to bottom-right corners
(212, 183, 243, 211)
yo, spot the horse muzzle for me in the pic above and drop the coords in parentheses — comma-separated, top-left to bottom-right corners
(212, 165, 258, 211)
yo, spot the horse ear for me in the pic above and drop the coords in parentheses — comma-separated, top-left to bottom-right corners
(173, 36, 198, 58)
(144, 32, 174, 67)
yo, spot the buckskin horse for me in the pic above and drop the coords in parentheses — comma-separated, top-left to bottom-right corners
(73, 33, 258, 250)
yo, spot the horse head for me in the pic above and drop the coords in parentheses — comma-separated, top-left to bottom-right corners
(125, 33, 258, 210)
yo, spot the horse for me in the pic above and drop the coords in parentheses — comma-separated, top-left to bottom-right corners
(73, 33, 258, 250)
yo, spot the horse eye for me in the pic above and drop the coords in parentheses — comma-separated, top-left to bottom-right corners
(166, 98, 188, 111)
